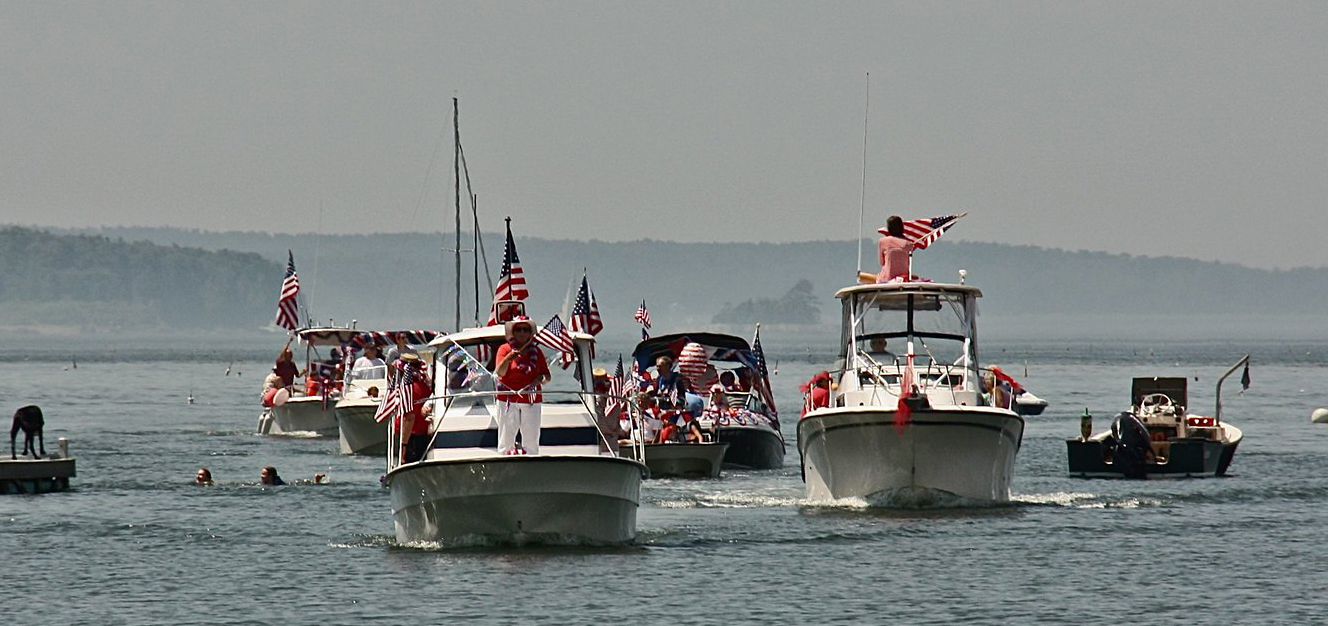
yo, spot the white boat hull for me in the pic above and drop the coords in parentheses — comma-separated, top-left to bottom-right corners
(387, 456, 645, 546)
(260, 396, 339, 437)
(335, 401, 386, 455)
(798, 406, 1024, 504)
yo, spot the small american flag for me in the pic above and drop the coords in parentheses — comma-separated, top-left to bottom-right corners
(569, 273, 603, 336)
(274, 250, 300, 332)
(634, 299, 651, 339)
(374, 364, 418, 423)
(535, 314, 577, 367)
(486, 218, 529, 325)
(899, 213, 966, 250)
(605, 353, 625, 418)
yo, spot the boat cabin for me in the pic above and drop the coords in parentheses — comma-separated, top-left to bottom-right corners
(830, 282, 993, 410)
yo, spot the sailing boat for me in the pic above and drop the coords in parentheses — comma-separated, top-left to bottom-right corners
(382, 100, 646, 546)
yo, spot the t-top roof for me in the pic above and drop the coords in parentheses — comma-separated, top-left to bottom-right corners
(834, 281, 983, 300)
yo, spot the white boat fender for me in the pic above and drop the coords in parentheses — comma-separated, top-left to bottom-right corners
(1311, 408, 1328, 424)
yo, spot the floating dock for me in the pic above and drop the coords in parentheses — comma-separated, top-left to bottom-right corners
(0, 456, 76, 494)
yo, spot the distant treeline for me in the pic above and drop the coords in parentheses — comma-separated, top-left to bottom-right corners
(0, 227, 278, 329)
(16, 225, 1328, 335)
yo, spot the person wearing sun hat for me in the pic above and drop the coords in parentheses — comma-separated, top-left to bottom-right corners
(494, 317, 551, 454)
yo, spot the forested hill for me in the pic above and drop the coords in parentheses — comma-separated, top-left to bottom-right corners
(28, 225, 1328, 338)
(0, 227, 278, 330)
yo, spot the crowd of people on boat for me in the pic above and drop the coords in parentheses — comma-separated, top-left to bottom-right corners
(608, 352, 775, 446)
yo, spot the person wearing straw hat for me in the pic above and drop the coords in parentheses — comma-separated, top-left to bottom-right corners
(495, 318, 551, 455)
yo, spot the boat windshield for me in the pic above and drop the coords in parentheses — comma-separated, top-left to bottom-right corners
(435, 338, 595, 402)
(348, 365, 387, 382)
(848, 290, 973, 367)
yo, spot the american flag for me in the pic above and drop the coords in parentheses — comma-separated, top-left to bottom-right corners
(486, 218, 529, 325)
(634, 299, 651, 339)
(569, 273, 603, 336)
(375, 363, 419, 423)
(274, 250, 300, 332)
(751, 326, 779, 419)
(605, 353, 625, 418)
(535, 314, 577, 367)
(899, 213, 966, 250)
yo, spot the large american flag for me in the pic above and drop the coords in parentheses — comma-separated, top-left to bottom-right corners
(486, 218, 529, 325)
(751, 326, 779, 420)
(535, 314, 577, 367)
(569, 273, 603, 336)
(274, 250, 300, 332)
(898, 213, 967, 250)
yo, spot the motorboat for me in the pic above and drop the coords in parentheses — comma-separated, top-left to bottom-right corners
(334, 331, 439, 455)
(257, 326, 357, 437)
(1067, 356, 1248, 478)
(618, 442, 729, 479)
(384, 323, 646, 546)
(631, 332, 785, 470)
(1014, 390, 1048, 416)
(798, 280, 1025, 504)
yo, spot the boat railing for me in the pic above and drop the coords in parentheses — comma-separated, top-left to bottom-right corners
(841, 354, 972, 408)
(385, 389, 644, 469)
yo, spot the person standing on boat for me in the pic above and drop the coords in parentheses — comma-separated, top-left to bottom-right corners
(877, 215, 916, 283)
(397, 354, 435, 463)
(352, 343, 386, 375)
(495, 318, 551, 455)
(274, 346, 303, 389)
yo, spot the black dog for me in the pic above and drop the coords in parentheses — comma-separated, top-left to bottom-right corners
(11, 405, 45, 460)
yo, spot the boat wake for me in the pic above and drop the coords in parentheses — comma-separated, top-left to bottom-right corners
(1015, 491, 1163, 509)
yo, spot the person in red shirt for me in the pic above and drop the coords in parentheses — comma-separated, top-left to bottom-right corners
(494, 318, 551, 455)
(801, 371, 832, 418)
(396, 354, 434, 463)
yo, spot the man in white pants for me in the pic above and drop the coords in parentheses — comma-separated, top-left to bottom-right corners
(494, 318, 551, 454)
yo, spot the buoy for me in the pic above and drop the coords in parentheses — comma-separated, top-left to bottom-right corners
(1311, 408, 1328, 424)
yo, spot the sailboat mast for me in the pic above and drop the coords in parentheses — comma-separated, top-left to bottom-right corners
(453, 97, 462, 332)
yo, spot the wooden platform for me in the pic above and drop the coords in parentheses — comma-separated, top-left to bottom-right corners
(0, 457, 76, 494)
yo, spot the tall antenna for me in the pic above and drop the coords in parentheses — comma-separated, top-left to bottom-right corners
(856, 72, 870, 276)
(453, 97, 462, 332)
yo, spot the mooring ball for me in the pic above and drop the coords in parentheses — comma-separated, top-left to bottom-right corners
(1311, 408, 1328, 424)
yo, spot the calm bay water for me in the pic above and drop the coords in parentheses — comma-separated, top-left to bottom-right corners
(4, 333, 1328, 625)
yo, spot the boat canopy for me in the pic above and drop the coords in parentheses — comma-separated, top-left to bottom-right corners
(345, 330, 441, 349)
(631, 332, 755, 375)
(296, 327, 362, 346)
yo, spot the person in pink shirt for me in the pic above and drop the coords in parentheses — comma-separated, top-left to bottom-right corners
(876, 215, 915, 283)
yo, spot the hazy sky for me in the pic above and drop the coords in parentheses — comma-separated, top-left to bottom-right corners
(2, 2, 1325, 269)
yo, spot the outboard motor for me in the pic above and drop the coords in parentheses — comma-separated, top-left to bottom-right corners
(1110, 411, 1152, 479)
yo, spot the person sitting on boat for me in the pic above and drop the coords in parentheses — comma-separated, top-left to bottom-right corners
(495, 318, 551, 455)
(397, 354, 435, 463)
(675, 410, 706, 443)
(801, 371, 832, 418)
(352, 344, 386, 375)
(876, 215, 916, 283)
(718, 370, 743, 392)
(649, 355, 686, 409)
(702, 384, 739, 424)
(260, 369, 283, 407)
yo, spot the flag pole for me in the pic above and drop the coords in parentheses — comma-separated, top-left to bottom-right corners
(856, 72, 870, 277)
